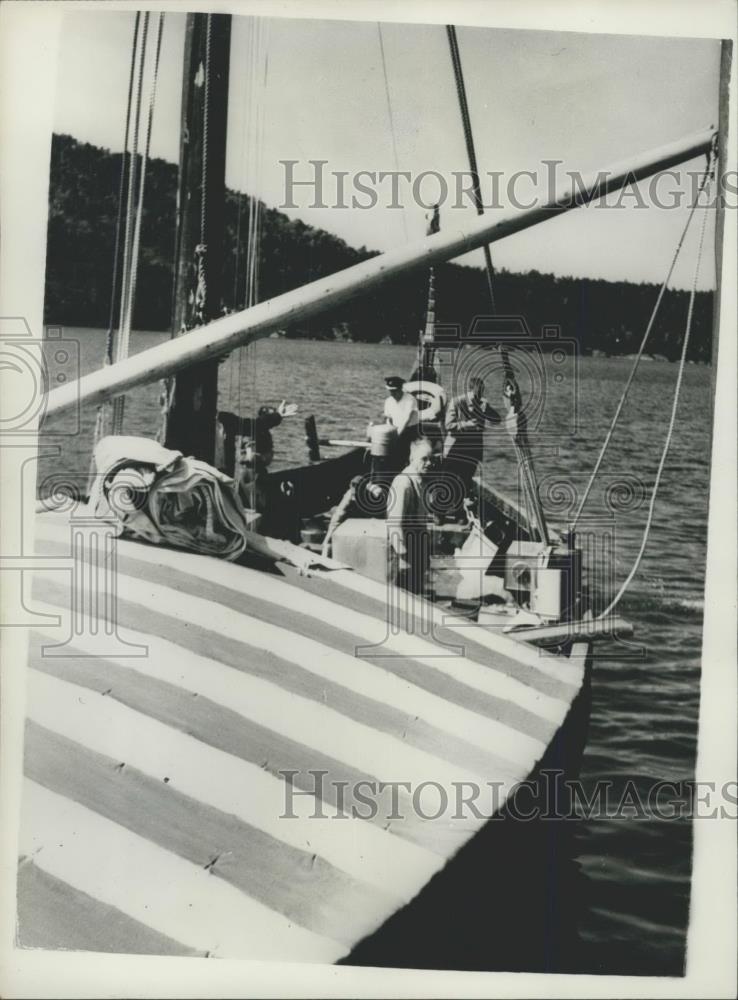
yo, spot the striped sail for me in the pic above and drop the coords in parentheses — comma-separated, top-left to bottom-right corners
(17, 509, 586, 961)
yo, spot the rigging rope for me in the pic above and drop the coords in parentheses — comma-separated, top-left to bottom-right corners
(224, 15, 270, 481)
(377, 24, 409, 244)
(243, 17, 261, 452)
(571, 149, 716, 532)
(111, 11, 150, 434)
(598, 150, 715, 620)
(191, 12, 214, 328)
(201, 14, 212, 248)
(112, 12, 165, 434)
(229, 22, 248, 410)
(123, 12, 165, 344)
(446, 24, 497, 317)
(249, 19, 270, 460)
(105, 13, 141, 369)
(91, 11, 141, 459)
(116, 12, 148, 350)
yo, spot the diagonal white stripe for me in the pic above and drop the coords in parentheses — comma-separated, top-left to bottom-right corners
(20, 780, 346, 962)
(31, 578, 542, 781)
(31, 557, 553, 761)
(33, 514, 583, 688)
(34, 513, 578, 717)
(26, 668, 446, 898)
(326, 565, 584, 685)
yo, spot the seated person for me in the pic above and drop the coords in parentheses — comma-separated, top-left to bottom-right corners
(236, 440, 269, 513)
(386, 437, 435, 595)
(321, 474, 384, 558)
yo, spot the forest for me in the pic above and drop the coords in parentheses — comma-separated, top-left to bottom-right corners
(45, 134, 714, 362)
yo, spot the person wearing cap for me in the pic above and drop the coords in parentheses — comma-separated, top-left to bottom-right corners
(321, 474, 384, 558)
(443, 376, 501, 519)
(383, 374, 418, 468)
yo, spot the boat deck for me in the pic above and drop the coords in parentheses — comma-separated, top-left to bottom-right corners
(17, 509, 587, 962)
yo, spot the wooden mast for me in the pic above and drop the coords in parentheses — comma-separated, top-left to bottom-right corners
(711, 40, 732, 380)
(162, 13, 231, 464)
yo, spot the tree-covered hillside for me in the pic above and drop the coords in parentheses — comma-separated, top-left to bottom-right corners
(45, 134, 713, 361)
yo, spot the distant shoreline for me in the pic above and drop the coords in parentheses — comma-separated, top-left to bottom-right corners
(43, 324, 711, 366)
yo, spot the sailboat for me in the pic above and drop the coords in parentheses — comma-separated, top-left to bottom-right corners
(17, 11, 724, 969)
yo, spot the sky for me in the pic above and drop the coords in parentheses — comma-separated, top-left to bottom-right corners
(53, 10, 721, 290)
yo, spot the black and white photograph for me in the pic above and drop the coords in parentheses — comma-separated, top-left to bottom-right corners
(0, 1, 735, 996)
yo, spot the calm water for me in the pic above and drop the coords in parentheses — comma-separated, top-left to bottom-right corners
(40, 329, 713, 976)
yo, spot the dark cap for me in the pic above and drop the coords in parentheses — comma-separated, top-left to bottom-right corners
(384, 375, 404, 389)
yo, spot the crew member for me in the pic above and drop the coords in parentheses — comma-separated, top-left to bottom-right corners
(386, 437, 435, 594)
(236, 440, 270, 513)
(217, 399, 298, 478)
(217, 400, 298, 534)
(383, 374, 418, 468)
(443, 377, 501, 519)
(321, 474, 384, 558)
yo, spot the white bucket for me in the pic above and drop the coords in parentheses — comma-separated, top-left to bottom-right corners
(369, 423, 397, 457)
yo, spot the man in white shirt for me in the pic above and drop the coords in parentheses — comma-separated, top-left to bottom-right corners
(383, 374, 418, 468)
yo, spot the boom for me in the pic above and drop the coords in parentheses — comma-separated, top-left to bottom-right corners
(44, 127, 716, 420)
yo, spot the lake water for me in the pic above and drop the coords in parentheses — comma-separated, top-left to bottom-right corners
(40, 328, 714, 976)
